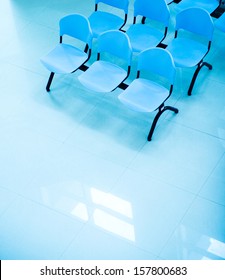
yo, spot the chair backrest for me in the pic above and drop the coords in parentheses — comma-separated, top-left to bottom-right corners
(95, 0, 129, 13)
(97, 30, 132, 65)
(138, 47, 176, 85)
(134, 0, 170, 26)
(59, 14, 92, 47)
(175, 7, 214, 41)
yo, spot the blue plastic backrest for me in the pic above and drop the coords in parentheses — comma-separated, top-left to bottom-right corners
(176, 7, 214, 41)
(134, 0, 170, 26)
(97, 30, 132, 64)
(96, 0, 129, 13)
(60, 14, 92, 47)
(138, 48, 176, 84)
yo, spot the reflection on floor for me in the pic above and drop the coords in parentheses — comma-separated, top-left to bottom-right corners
(0, 0, 225, 260)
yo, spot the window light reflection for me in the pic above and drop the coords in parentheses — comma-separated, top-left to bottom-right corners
(93, 209, 135, 242)
(40, 184, 135, 241)
(208, 238, 225, 259)
(71, 202, 89, 221)
(90, 187, 133, 218)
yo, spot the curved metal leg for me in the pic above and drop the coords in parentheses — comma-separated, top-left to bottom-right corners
(46, 72, 55, 92)
(188, 62, 212, 96)
(147, 105, 179, 141)
(165, 106, 179, 114)
(203, 62, 212, 70)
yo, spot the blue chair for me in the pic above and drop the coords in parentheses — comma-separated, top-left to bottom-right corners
(166, 7, 214, 96)
(126, 0, 170, 53)
(89, 0, 129, 38)
(40, 14, 92, 92)
(118, 47, 178, 141)
(78, 30, 132, 92)
(175, 0, 222, 14)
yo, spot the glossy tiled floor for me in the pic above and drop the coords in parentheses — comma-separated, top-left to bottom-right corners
(0, 0, 225, 260)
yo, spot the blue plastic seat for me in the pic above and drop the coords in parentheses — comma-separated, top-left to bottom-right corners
(126, 0, 170, 53)
(40, 14, 92, 92)
(89, 0, 129, 38)
(166, 7, 214, 95)
(78, 30, 132, 92)
(118, 47, 178, 141)
(175, 0, 221, 14)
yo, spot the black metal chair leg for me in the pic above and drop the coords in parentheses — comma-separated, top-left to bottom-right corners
(164, 106, 179, 114)
(148, 108, 164, 141)
(203, 61, 212, 70)
(188, 64, 202, 96)
(188, 61, 212, 96)
(46, 72, 55, 92)
(147, 105, 179, 141)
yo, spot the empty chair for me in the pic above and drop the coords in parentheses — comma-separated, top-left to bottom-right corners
(166, 7, 214, 96)
(118, 47, 178, 141)
(40, 14, 92, 92)
(126, 0, 170, 53)
(89, 0, 129, 38)
(175, 0, 221, 14)
(78, 30, 132, 93)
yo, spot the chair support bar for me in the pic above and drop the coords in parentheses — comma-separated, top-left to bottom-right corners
(147, 104, 178, 141)
(188, 61, 212, 96)
(46, 72, 55, 92)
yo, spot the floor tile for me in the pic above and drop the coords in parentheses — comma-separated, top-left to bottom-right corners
(0, 187, 17, 217)
(61, 223, 157, 260)
(160, 198, 225, 260)
(15, 145, 127, 218)
(0, 197, 85, 260)
(170, 78, 225, 139)
(100, 169, 195, 255)
(0, 121, 62, 191)
(130, 122, 225, 193)
(199, 153, 225, 206)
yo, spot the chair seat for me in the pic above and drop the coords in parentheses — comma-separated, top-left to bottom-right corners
(126, 24, 165, 52)
(78, 60, 128, 92)
(118, 78, 169, 112)
(175, 0, 219, 14)
(89, 11, 124, 37)
(166, 38, 208, 68)
(40, 43, 88, 73)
